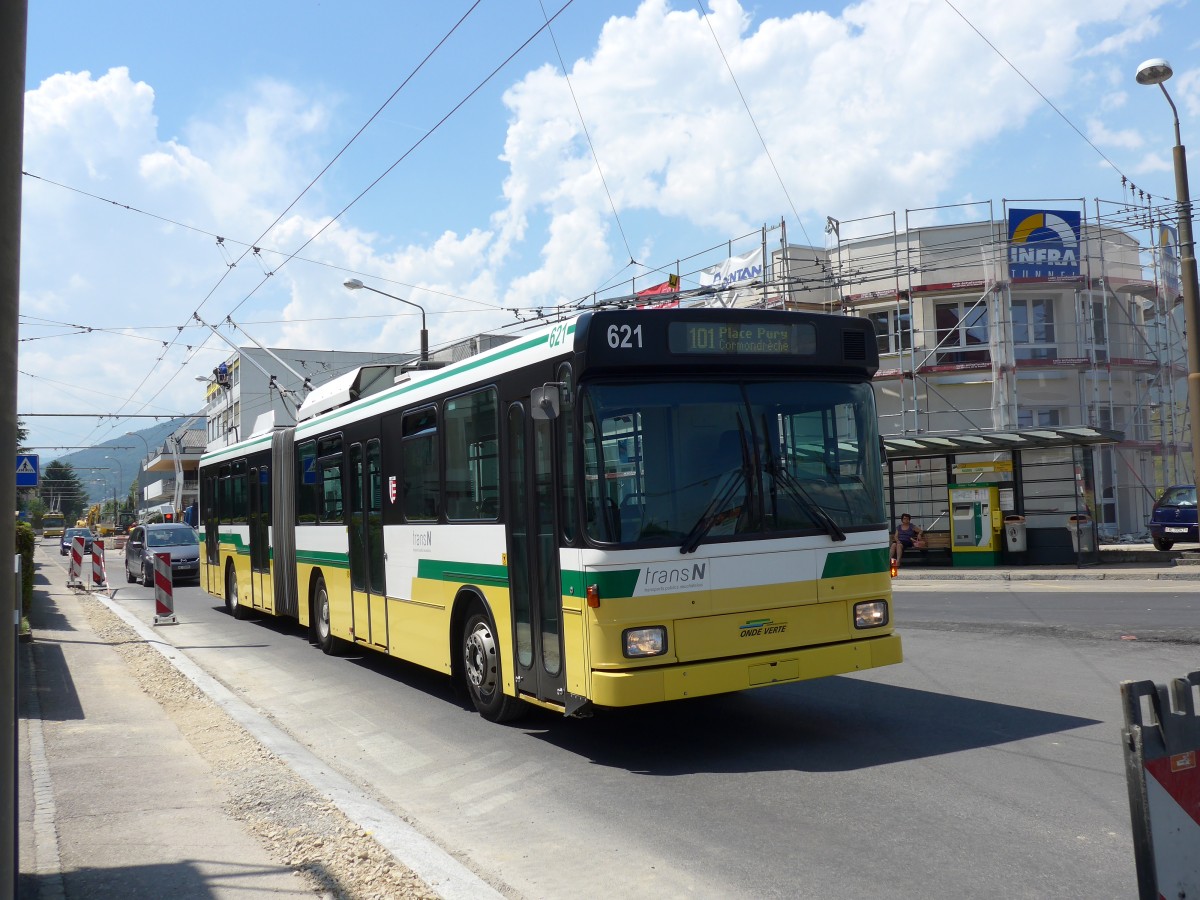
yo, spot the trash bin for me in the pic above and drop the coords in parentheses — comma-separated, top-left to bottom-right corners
(1069, 514, 1094, 553)
(1004, 515, 1027, 552)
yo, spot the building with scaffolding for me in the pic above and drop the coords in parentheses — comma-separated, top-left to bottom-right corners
(760, 199, 1187, 548)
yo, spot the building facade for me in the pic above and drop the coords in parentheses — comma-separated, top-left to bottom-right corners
(762, 201, 1185, 541)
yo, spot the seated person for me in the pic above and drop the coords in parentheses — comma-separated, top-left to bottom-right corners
(890, 513, 924, 566)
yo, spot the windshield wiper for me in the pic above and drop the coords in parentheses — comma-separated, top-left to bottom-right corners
(765, 455, 846, 542)
(680, 468, 747, 554)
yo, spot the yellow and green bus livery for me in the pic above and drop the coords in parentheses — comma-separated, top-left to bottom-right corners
(199, 305, 900, 722)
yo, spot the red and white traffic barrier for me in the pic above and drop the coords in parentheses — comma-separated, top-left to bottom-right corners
(153, 551, 177, 626)
(90, 538, 108, 591)
(67, 535, 85, 588)
(1121, 670, 1200, 899)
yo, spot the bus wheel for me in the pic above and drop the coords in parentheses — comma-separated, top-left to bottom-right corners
(313, 574, 340, 655)
(462, 607, 524, 723)
(225, 563, 247, 619)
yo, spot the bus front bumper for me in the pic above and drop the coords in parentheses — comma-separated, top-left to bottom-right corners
(588, 633, 902, 708)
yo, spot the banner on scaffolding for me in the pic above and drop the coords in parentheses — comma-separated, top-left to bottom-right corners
(1159, 224, 1181, 301)
(1007, 208, 1081, 280)
(698, 250, 765, 307)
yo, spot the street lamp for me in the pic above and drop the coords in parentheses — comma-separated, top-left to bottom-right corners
(125, 431, 150, 460)
(125, 432, 149, 518)
(343, 277, 429, 362)
(1136, 58, 1200, 495)
(104, 455, 125, 526)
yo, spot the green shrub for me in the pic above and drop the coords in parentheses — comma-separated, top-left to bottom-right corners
(15, 520, 35, 618)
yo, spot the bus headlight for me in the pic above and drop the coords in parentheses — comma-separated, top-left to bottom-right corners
(623, 626, 668, 658)
(854, 601, 889, 629)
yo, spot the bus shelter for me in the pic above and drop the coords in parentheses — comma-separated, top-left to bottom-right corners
(882, 426, 1123, 566)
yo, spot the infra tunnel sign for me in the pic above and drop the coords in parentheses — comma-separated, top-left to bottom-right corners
(1121, 670, 1200, 899)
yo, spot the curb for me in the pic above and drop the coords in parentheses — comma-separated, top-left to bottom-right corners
(93, 590, 505, 900)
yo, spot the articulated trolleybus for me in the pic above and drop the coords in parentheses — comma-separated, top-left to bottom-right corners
(199, 306, 901, 722)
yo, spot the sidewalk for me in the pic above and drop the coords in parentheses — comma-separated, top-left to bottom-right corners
(894, 543, 1200, 580)
(18, 549, 314, 898)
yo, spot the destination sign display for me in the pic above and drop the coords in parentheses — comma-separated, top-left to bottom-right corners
(668, 321, 816, 356)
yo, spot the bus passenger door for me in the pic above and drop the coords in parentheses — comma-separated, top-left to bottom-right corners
(506, 403, 566, 706)
(348, 440, 388, 649)
(248, 465, 271, 610)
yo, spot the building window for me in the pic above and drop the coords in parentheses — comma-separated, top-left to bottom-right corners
(1017, 408, 1061, 428)
(934, 300, 989, 364)
(1012, 298, 1057, 359)
(866, 307, 912, 355)
(1088, 299, 1109, 362)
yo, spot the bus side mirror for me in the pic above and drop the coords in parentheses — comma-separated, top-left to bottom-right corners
(531, 385, 561, 421)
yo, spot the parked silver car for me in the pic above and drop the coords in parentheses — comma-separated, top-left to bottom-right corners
(125, 523, 201, 586)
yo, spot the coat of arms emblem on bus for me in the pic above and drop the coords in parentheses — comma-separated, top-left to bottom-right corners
(388, 475, 397, 505)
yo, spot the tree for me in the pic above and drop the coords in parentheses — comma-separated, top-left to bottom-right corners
(41, 461, 86, 524)
(16, 417, 27, 452)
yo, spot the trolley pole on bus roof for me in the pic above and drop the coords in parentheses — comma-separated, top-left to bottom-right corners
(343, 278, 429, 363)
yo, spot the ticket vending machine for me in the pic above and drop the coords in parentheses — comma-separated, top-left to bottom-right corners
(948, 483, 1002, 566)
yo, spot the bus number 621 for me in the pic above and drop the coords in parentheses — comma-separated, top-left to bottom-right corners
(607, 323, 643, 349)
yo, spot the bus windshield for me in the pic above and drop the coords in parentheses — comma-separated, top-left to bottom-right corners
(581, 379, 884, 547)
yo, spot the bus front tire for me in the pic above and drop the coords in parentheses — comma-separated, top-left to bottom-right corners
(461, 607, 524, 723)
(226, 563, 247, 619)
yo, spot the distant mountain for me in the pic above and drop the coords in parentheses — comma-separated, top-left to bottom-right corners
(50, 419, 191, 505)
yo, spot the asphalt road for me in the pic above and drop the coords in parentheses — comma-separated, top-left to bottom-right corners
(893, 578, 1200, 643)
(77, 550, 1200, 899)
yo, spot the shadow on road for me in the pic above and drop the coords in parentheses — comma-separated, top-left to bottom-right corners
(530, 676, 1099, 775)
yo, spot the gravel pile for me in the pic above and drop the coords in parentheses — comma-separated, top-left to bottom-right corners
(81, 594, 441, 900)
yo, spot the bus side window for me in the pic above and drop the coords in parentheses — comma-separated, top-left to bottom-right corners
(444, 388, 499, 521)
(297, 440, 318, 524)
(317, 435, 344, 524)
(402, 407, 439, 522)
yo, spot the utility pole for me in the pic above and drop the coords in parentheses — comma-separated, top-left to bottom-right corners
(0, 2, 28, 897)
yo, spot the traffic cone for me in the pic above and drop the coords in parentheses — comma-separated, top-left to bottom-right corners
(67, 536, 85, 588)
(90, 539, 108, 591)
(153, 551, 177, 626)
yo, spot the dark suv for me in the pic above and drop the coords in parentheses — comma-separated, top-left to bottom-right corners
(124, 523, 202, 586)
(60, 527, 94, 557)
(1149, 485, 1197, 551)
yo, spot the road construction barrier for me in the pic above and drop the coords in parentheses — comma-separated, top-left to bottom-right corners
(90, 538, 108, 591)
(67, 536, 85, 589)
(152, 551, 177, 626)
(1120, 670, 1200, 899)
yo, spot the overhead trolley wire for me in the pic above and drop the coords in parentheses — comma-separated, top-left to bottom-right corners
(538, 0, 635, 264)
(222, 0, 581, 323)
(82, 2, 495, 440)
(693, 0, 819, 257)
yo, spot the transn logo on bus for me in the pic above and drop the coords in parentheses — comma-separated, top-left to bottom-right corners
(740, 618, 787, 637)
(639, 562, 707, 594)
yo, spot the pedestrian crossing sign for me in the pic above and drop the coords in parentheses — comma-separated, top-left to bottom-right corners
(16, 454, 39, 487)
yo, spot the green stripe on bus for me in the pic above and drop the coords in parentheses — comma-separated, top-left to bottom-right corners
(560, 568, 640, 599)
(417, 558, 508, 587)
(296, 550, 350, 569)
(820, 547, 889, 578)
(219, 533, 250, 555)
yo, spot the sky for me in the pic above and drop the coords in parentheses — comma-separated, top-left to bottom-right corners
(17, 0, 1200, 457)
